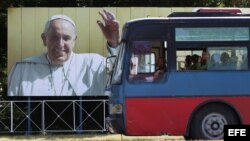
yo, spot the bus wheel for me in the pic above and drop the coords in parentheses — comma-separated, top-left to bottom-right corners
(190, 104, 239, 140)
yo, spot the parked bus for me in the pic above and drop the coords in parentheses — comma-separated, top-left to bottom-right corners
(106, 12, 250, 140)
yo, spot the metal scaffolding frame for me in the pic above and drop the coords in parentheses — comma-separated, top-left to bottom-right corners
(0, 100, 108, 134)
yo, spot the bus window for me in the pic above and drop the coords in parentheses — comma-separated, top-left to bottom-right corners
(129, 41, 167, 82)
(177, 50, 193, 70)
(177, 47, 248, 71)
(208, 47, 248, 70)
(176, 27, 249, 41)
(177, 49, 204, 70)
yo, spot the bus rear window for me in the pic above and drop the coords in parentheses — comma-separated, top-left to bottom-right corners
(176, 27, 250, 41)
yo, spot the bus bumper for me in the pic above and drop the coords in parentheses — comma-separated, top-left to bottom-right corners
(106, 114, 125, 133)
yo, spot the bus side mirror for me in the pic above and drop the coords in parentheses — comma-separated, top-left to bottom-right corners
(106, 56, 117, 74)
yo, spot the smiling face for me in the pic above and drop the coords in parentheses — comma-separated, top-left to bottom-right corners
(42, 19, 76, 65)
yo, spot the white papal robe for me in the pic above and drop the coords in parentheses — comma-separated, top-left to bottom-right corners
(8, 52, 108, 96)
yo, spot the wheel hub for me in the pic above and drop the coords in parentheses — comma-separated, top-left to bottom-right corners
(202, 113, 228, 139)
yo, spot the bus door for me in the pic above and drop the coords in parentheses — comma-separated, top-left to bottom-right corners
(120, 21, 177, 135)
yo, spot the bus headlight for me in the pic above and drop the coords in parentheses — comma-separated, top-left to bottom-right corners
(110, 104, 123, 114)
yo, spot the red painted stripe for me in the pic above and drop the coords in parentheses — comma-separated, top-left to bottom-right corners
(125, 97, 250, 135)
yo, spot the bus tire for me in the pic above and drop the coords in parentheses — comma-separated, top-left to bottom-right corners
(189, 103, 239, 140)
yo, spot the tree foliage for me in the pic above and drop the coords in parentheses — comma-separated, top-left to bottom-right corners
(0, 0, 250, 99)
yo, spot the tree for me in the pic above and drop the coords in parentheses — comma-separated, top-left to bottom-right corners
(0, 1, 7, 100)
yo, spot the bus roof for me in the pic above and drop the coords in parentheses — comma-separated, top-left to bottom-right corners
(167, 12, 250, 17)
(122, 14, 250, 41)
(193, 7, 242, 14)
(125, 15, 250, 25)
(125, 11, 250, 24)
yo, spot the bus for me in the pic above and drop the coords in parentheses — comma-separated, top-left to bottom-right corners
(106, 12, 250, 140)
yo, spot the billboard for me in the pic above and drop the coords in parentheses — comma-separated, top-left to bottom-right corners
(8, 8, 110, 96)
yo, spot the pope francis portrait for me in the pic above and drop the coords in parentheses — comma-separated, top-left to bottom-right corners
(8, 9, 120, 96)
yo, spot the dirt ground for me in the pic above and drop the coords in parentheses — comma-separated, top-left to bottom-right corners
(0, 134, 185, 141)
